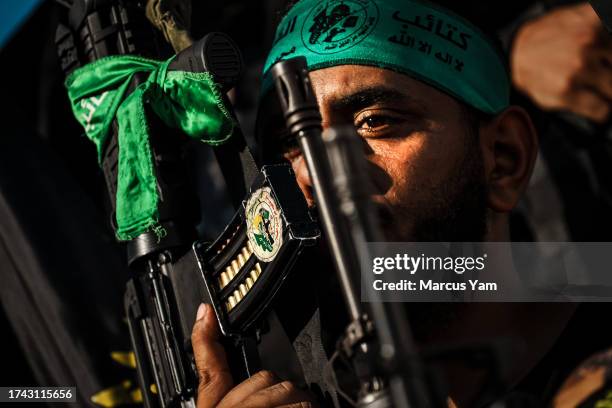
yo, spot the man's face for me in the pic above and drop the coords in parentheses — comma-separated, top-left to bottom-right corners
(282, 65, 488, 241)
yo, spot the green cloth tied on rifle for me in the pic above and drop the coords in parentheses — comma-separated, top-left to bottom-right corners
(66, 55, 235, 241)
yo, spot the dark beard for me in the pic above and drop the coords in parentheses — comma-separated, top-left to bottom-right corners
(390, 131, 488, 341)
(411, 157, 488, 243)
(379, 130, 488, 243)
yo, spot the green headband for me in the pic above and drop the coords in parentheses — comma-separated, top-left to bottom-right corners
(263, 0, 510, 114)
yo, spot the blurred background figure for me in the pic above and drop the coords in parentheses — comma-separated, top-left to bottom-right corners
(513, 3, 611, 124)
(505, 1, 612, 243)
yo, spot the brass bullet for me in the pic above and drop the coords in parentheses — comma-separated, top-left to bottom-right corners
(242, 246, 250, 259)
(220, 271, 229, 288)
(246, 277, 254, 289)
(239, 284, 248, 297)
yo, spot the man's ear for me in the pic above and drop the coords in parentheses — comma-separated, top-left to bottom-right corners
(480, 106, 538, 213)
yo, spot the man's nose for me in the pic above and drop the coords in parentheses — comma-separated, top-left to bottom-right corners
(291, 155, 316, 207)
(289, 125, 378, 208)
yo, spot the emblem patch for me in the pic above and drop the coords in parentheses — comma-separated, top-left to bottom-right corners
(301, 0, 379, 54)
(245, 187, 284, 262)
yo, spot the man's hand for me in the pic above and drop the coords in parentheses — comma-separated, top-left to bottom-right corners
(511, 3, 612, 123)
(191, 303, 316, 407)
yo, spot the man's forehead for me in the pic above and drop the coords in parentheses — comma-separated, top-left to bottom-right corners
(308, 65, 447, 111)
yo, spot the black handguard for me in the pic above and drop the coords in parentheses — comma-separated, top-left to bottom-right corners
(56, 2, 319, 407)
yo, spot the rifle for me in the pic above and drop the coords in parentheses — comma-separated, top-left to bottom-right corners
(265, 58, 442, 408)
(55, 1, 319, 406)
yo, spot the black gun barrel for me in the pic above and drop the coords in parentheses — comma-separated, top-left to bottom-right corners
(323, 127, 438, 408)
(269, 58, 362, 322)
(269, 57, 439, 408)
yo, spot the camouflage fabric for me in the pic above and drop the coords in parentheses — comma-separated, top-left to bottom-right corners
(146, 0, 193, 52)
(555, 350, 612, 408)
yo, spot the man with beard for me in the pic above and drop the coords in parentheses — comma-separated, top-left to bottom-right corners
(189, 0, 576, 407)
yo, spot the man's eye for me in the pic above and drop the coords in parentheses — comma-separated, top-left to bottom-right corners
(364, 116, 386, 129)
(355, 114, 401, 134)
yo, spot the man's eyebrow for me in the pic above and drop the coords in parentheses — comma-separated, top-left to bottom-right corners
(327, 85, 425, 113)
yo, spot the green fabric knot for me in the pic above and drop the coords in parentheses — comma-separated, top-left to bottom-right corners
(66, 55, 235, 241)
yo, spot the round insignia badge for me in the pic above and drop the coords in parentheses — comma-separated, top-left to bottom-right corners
(245, 187, 284, 263)
(301, 0, 379, 55)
